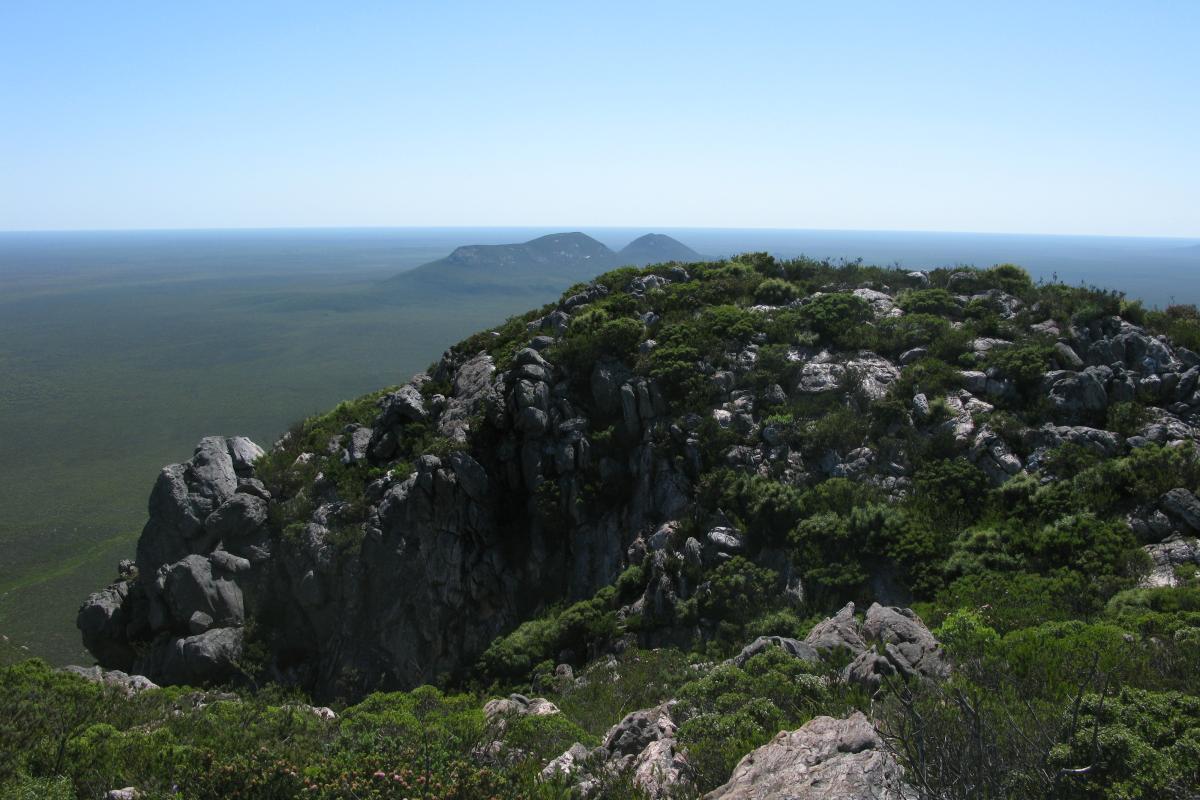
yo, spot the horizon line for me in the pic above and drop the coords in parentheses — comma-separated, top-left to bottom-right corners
(0, 224, 1197, 243)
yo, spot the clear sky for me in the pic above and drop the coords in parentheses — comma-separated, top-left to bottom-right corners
(1, 1, 1196, 236)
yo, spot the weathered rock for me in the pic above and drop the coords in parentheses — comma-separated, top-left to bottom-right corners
(1054, 341, 1085, 369)
(853, 288, 895, 316)
(1142, 537, 1200, 588)
(63, 665, 159, 696)
(844, 604, 948, 691)
(545, 702, 691, 798)
(135, 437, 251, 579)
(1160, 488, 1200, 533)
(154, 627, 244, 686)
(78, 581, 136, 670)
(605, 702, 677, 758)
(729, 636, 820, 668)
(437, 353, 497, 442)
(804, 602, 867, 656)
(379, 384, 427, 426)
(1045, 370, 1108, 421)
(160, 554, 244, 630)
(1127, 505, 1178, 544)
(541, 742, 594, 783)
(204, 493, 268, 543)
(703, 712, 906, 800)
(340, 425, 373, 465)
(483, 693, 561, 723)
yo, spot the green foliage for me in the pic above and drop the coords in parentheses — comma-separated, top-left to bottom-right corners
(555, 311, 645, 371)
(1048, 688, 1200, 799)
(1146, 304, 1200, 351)
(912, 458, 989, 529)
(797, 292, 872, 347)
(898, 288, 960, 316)
(753, 277, 800, 305)
(0, 776, 75, 800)
(477, 588, 620, 684)
(699, 557, 779, 632)
(872, 313, 951, 355)
(675, 648, 830, 792)
(548, 649, 696, 740)
(985, 339, 1055, 392)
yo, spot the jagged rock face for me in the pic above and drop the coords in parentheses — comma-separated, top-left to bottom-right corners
(79, 436, 263, 683)
(79, 308, 693, 694)
(703, 712, 907, 800)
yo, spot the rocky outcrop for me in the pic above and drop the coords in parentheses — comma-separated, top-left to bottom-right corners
(80, 324, 693, 694)
(804, 602, 868, 655)
(703, 712, 907, 800)
(801, 602, 947, 691)
(543, 702, 692, 799)
(1142, 536, 1200, 588)
(78, 436, 264, 683)
(476, 694, 562, 763)
(75, 266, 1200, 701)
(62, 666, 159, 696)
(844, 604, 949, 691)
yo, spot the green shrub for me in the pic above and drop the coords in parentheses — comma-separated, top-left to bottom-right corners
(897, 288, 959, 316)
(798, 293, 872, 347)
(753, 277, 800, 305)
(1047, 688, 1200, 799)
(699, 558, 779, 630)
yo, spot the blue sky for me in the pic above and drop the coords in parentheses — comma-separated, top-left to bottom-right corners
(1, 1, 1196, 236)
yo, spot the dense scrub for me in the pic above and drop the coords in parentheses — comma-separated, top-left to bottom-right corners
(28, 255, 1200, 797)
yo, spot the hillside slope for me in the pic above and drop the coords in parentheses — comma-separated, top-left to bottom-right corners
(69, 253, 1200, 797)
(382, 231, 702, 300)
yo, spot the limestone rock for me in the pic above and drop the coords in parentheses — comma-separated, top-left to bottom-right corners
(1160, 488, 1200, 533)
(844, 604, 949, 691)
(1142, 537, 1200, 588)
(63, 665, 159, 696)
(703, 712, 906, 800)
(135, 437, 251, 579)
(804, 602, 867, 656)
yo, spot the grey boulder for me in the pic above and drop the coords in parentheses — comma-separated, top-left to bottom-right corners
(703, 712, 906, 800)
(844, 604, 948, 691)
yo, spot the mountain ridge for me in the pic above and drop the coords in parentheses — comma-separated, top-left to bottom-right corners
(68, 253, 1200, 798)
(382, 231, 704, 298)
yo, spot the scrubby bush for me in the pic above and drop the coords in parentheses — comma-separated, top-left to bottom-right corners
(897, 288, 959, 316)
(798, 292, 872, 347)
(753, 277, 800, 305)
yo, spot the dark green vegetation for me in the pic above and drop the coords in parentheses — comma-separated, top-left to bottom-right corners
(15, 253, 1200, 797)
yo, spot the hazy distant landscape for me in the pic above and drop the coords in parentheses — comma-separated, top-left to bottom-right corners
(1, 226, 1198, 664)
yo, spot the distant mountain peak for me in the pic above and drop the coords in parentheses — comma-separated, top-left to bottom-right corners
(618, 233, 703, 265)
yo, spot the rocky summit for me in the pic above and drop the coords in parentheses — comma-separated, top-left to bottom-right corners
(67, 253, 1200, 798)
